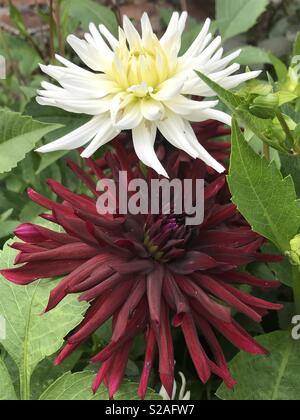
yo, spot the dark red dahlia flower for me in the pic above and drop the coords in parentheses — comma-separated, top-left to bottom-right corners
(1, 130, 282, 399)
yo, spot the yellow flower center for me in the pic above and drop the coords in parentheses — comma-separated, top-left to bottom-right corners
(109, 36, 177, 99)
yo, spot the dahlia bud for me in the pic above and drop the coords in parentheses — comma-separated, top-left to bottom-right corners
(286, 234, 300, 266)
(249, 93, 279, 119)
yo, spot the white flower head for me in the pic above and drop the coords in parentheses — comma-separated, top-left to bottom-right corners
(36, 12, 260, 177)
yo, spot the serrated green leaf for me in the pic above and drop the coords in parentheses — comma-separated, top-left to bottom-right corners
(39, 372, 161, 401)
(0, 228, 89, 399)
(216, 0, 269, 41)
(228, 117, 300, 252)
(0, 358, 17, 400)
(216, 331, 300, 400)
(0, 109, 61, 174)
(61, 0, 118, 35)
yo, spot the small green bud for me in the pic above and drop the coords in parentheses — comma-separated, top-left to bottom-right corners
(253, 93, 280, 109)
(286, 234, 300, 266)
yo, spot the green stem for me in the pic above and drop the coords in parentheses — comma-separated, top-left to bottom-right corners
(275, 109, 300, 154)
(49, 0, 55, 62)
(292, 265, 300, 315)
(263, 143, 270, 161)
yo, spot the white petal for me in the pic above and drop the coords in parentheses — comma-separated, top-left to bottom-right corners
(157, 113, 198, 158)
(182, 119, 226, 173)
(58, 74, 119, 99)
(55, 54, 93, 74)
(189, 108, 232, 126)
(157, 112, 225, 173)
(180, 18, 211, 60)
(141, 98, 165, 121)
(205, 49, 241, 73)
(164, 95, 219, 116)
(37, 94, 113, 115)
(114, 102, 143, 130)
(178, 12, 188, 35)
(132, 121, 168, 178)
(221, 71, 262, 89)
(160, 12, 179, 47)
(123, 15, 142, 50)
(67, 34, 112, 72)
(152, 74, 187, 101)
(99, 24, 119, 50)
(81, 119, 119, 158)
(36, 116, 104, 153)
(141, 13, 154, 46)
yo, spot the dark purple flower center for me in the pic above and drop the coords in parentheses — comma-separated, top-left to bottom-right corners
(144, 214, 193, 262)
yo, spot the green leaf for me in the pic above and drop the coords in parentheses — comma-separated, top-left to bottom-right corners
(216, 0, 269, 41)
(39, 373, 161, 401)
(61, 0, 118, 35)
(8, 0, 27, 35)
(0, 358, 17, 400)
(228, 117, 300, 252)
(292, 32, 300, 58)
(235, 46, 271, 66)
(0, 220, 19, 239)
(0, 230, 89, 400)
(269, 53, 288, 81)
(0, 109, 61, 174)
(216, 331, 300, 400)
(281, 153, 300, 197)
(196, 71, 283, 151)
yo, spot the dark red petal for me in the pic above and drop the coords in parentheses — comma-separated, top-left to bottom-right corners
(219, 280, 283, 311)
(194, 274, 262, 322)
(67, 160, 98, 197)
(181, 313, 211, 384)
(169, 251, 219, 274)
(138, 328, 157, 400)
(44, 255, 108, 312)
(220, 271, 281, 291)
(157, 302, 174, 399)
(194, 314, 236, 389)
(147, 264, 164, 327)
(78, 273, 124, 302)
(15, 243, 99, 264)
(68, 280, 134, 344)
(195, 304, 268, 355)
(107, 339, 133, 399)
(176, 275, 232, 323)
(162, 271, 190, 326)
(0, 260, 82, 285)
(112, 277, 146, 342)
(91, 299, 148, 363)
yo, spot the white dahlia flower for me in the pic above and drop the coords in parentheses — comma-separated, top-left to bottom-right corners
(36, 12, 260, 177)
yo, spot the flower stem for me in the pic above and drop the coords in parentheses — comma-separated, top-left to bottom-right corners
(263, 143, 270, 161)
(49, 0, 55, 62)
(292, 265, 300, 315)
(275, 109, 300, 154)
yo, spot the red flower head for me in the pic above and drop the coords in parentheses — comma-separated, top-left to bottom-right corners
(1, 123, 282, 399)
